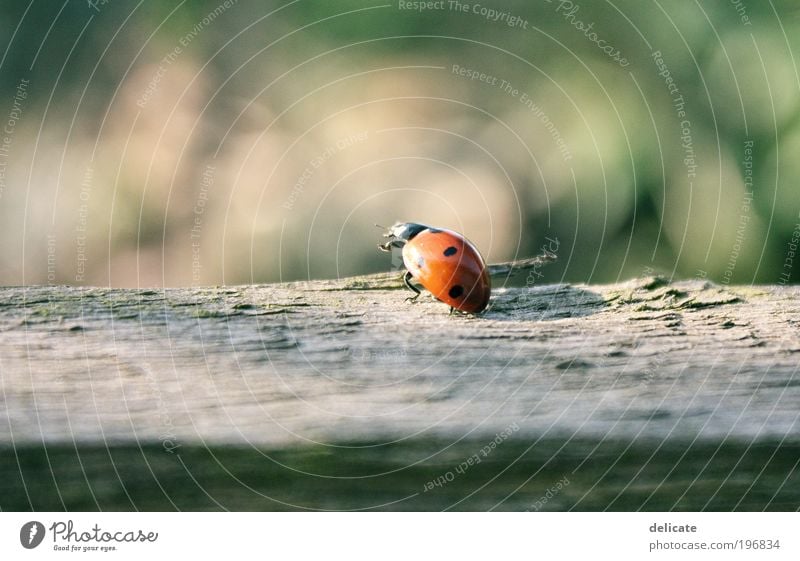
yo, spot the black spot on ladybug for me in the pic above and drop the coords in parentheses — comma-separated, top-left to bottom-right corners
(448, 285, 464, 299)
(416, 256, 425, 269)
(444, 246, 457, 257)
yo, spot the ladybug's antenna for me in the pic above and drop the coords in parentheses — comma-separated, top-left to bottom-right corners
(374, 223, 387, 230)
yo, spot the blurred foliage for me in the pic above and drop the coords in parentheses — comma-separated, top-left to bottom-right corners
(0, 0, 799, 286)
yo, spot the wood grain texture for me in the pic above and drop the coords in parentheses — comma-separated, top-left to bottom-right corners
(1, 274, 799, 511)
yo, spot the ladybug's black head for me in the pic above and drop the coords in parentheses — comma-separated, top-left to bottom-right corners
(385, 222, 430, 242)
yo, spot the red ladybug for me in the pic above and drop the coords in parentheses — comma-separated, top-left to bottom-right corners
(379, 222, 491, 314)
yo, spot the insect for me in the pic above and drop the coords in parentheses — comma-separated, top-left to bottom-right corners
(378, 222, 491, 314)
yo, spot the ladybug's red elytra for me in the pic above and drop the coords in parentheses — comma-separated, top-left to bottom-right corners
(379, 222, 491, 314)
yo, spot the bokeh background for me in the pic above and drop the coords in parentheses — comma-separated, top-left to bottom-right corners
(1, 0, 799, 287)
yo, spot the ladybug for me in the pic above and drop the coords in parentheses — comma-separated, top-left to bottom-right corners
(379, 222, 491, 314)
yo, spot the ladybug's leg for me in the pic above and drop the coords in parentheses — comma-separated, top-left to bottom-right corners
(378, 239, 404, 252)
(403, 271, 421, 303)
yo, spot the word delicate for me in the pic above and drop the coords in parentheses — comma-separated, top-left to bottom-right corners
(650, 522, 698, 533)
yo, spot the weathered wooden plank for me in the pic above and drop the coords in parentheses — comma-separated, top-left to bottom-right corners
(0, 275, 798, 510)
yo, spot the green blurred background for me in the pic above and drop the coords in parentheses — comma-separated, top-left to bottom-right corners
(1, 0, 799, 287)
